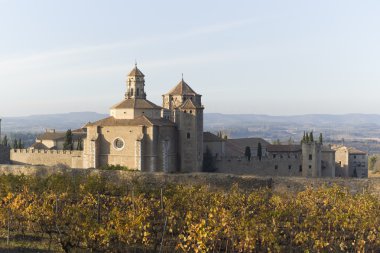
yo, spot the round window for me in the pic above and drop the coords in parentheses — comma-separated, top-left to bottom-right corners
(114, 138, 125, 150)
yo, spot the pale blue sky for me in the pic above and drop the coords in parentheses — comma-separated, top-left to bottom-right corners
(0, 0, 379, 116)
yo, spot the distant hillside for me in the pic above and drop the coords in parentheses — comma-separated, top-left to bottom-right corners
(2, 111, 380, 139)
(1, 112, 107, 133)
(205, 113, 380, 127)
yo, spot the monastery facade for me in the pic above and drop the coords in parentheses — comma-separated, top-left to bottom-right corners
(0, 65, 368, 177)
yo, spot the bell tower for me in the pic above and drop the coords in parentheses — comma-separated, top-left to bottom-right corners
(125, 63, 146, 99)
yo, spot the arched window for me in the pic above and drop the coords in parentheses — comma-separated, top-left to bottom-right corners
(190, 110, 192, 114)
(137, 88, 140, 96)
(131, 88, 134, 96)
(187, 133, 190, 139)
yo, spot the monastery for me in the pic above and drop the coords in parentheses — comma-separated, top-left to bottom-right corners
(0, 65, 368, 178)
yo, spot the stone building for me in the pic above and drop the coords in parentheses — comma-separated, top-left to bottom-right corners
(204, 132, 337, 177)
(8, 65, 204, 172)
(333, 145, 368, 178)
(0, 65, 367, 178)
(31, 129, 86, 150)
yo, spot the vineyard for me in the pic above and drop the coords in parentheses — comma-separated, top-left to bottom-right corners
(0, 173, 379, 252)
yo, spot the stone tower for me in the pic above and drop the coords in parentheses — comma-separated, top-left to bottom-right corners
(302, 141, 322, 177)
(163, 78, 204, 172)
(125, 64, 146, 99)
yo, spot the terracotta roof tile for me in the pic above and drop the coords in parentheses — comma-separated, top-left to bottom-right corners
(128, 66, 145, 77)
(111, 98, 162, 109)
(85, 116, 175, 127)
(166, 79, 198, 96)
(203, 132, 224, 142)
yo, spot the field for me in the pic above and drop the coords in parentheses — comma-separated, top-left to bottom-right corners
(0, 173, 379, 252)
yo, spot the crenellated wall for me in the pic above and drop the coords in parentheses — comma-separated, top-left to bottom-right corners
(215, 156, 303, 177)
(10, 149, 84, 168)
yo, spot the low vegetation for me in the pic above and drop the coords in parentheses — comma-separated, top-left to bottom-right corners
(0, 174, 379, 252)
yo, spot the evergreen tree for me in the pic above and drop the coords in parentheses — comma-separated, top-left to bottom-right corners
(63, 129, 73, 150)
(202, 147, 216, 172)
(310, 132, 314, 142)
(319, 133, 323, 144)
(12, 139, 18, 149)
(369, 156, 377, 171)
(257, 142, 262, 161)
(18, 138, 23, 149)
(244, 146, 251, 161)
(1, 135, 8, 147)
(305, 133, 310, 143)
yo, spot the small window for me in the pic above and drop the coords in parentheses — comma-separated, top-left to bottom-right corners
(275, 165, 278, 170)
(280, 155, 283, 159)
(288, 165, 291, 170)
(137, 88, 140, 96)
(273, 154, 276, 158)
(309, 154, 312, 160)
(309, 165, 312, 169)
(187, 133, 190, 139)
(299, 165, 302, 172)
(184, 110, 187, 113)
(190, 110, 192, 114)
(354, 155, 356, 159)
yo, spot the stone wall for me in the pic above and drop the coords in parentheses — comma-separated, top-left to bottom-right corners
(0, 165, 379, 197)
(215, 156, 303, 177)
(10, 149, 83, 168)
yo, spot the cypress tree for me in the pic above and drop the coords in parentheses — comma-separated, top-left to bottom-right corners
(245, 146, 251, 161)
(18, 138, 23, 149)
(1, 135, 8, 146)
(319, 133, 323, 144)
(310, 132, 314, 142)
(12, 139, 18, 149)
(257, 142, 262, 161)
(63, 129, 73, 150)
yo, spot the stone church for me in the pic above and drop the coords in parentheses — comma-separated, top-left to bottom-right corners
(83, 65, 204, 172)
(0, 65, 367, 178)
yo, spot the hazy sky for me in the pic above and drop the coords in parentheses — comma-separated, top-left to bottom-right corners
(0, 0, 380, 116)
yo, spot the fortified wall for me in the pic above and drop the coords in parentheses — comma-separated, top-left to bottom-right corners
(215, 156, 303, 177)
(10, 149, 84, 168)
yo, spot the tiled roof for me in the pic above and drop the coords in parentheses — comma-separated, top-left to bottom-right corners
(85, 115, 175, 127)
(111, 98, 162, 109)
(37, 130, 86, 141)
(228, 138, 270, 149)
(321, 146, 335, 153)
(128, 66, 144, 77)
(165, 79, 198, 96)
(267, 145, 302, 153)
(347, 147, 367, 155)
(331, 145, 367, 155)
(37, 132, 65, 141)
(223, 138, 270, 156)
(30, 142, 49, 150)
(180, 99, 199, 109)
(203, 132, 224, 142)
